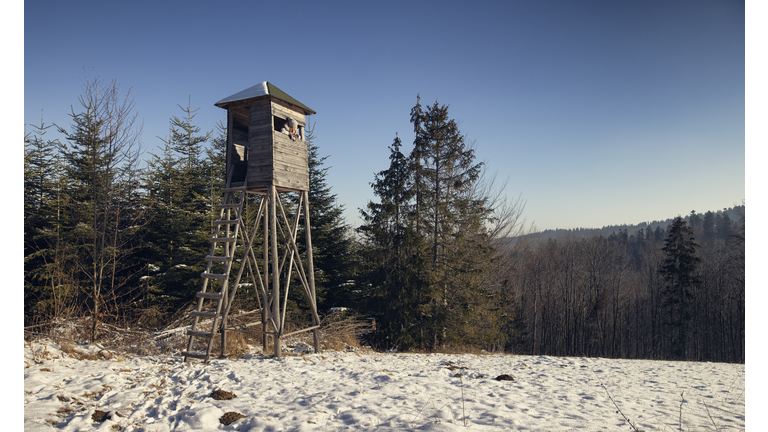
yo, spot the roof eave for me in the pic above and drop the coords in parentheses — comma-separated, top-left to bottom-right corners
(214, 81, 316, 115)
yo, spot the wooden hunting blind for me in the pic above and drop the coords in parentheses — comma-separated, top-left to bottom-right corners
(215, 81, 316, 192)
(182, 82, 320, 363)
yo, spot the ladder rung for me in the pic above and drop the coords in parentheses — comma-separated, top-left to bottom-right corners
(212, 219, 239, 225)
(182, 351, 208, 359)
(187, 330, 214, 339)
(205, 255, 231, 262)
(210, 237, 236, 243)
(196, 292, 223, 299)
(222, 186, 248, 192)
(190, 311, 217, 319)
(201, 272, 227, 280)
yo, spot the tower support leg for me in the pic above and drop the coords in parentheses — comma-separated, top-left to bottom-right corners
(263, 194, 269, 352)
(270, 186, 281, 358)
(303, 191, 321, 353)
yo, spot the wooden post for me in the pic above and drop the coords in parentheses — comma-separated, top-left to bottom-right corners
(262, 194, 269, 351)
(220, 204, 231, 357)
(304, 191, 321, 353)
(270, 186, 281, 357)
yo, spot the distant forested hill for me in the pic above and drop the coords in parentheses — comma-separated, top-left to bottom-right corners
(533, 205, 744, 241)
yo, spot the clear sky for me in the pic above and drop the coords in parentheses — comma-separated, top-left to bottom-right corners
(21, 0, 748, 232)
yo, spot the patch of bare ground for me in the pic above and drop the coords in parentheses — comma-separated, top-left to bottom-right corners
(211, 389, 236, 400)
(220, 412, 245, 425)
(91, 410, 111, 422)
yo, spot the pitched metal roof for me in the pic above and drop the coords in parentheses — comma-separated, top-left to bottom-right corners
(215, 81, 316, 115)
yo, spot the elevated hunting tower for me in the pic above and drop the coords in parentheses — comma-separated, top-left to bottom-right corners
(183, 82, 320, 362)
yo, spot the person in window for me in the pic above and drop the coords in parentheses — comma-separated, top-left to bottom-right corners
(281, 118, 301, 141)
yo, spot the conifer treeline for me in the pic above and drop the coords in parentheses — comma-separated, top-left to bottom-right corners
(25, 78, 745, 362)
(535, 207, 742, 241)
(24, 79, 213, 334)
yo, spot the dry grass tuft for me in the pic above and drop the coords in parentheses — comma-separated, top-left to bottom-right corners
(319, 312, 370, 351)
(26, 308, 377, 359)
(443, 361, 468, 371)
(57, 406, 75, 415)
(59, 341, 99, 361)
(408, 345, 498, 355)
(322, 333, 360, 352)
(215, 331, 250, 358)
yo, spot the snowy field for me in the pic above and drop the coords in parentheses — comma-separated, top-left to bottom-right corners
(24, 340, 745, 431)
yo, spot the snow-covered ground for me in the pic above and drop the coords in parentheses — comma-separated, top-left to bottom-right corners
(24, 340, 744, 431)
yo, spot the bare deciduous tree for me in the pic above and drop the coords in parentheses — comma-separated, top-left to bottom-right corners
(57, 73, 147, 342)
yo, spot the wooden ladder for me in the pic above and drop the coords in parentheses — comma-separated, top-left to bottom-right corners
(182, 181, 247, 363)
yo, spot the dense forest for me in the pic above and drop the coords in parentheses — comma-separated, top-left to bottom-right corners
(24, 78, 745, 363)
(507, 208, 745, 363)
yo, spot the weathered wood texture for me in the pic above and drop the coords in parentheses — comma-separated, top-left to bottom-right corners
(225, 97, 309, 192)
(226, 111, 234, 174)
(242, 101, 308, 191)
(245, 102, 274, 189)
(271, 133, 309, 190)
(229, 97, 269, 130)
(272, 101, 306, 126)
(232, 126, 248, 145)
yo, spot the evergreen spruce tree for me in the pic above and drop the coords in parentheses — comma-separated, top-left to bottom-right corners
(408, 96, 500, 349)
(24, 117, 58, 238)
(169, 98, 211, 242)
(204, 118, 227, 225)
(141, 130, 179, 307)
(141, 100, 211, 309)
(659, 216, 700, 360)
(24, 115, 69, 322)
(358, 134, 424, 349)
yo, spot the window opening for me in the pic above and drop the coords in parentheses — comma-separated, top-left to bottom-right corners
(274, 116, 303, 140)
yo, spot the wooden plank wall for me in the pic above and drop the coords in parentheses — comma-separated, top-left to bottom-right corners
(272, 133, 309, 191)
(247, 102, 274, 189)
(232, 124, 248, 146)
(271, 100, 309, 191)
(239, 99, 309, 192)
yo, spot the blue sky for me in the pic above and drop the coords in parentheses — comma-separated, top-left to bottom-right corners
(20, 0, 748, 231)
